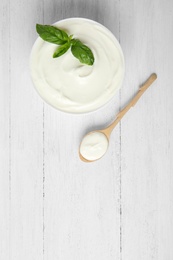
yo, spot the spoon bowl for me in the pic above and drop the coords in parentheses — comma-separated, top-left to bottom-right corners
(79, 73, 157, 162)
(79, 130, 109, 162)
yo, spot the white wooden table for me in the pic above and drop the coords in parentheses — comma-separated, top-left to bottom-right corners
(0, 0, 173, 259)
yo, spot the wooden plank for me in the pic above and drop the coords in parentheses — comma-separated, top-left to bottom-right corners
(0, 1, 10, 259)
(9, 0, 44, 259)
(1, 0, 173, 259)
(120, 0, 173, 259)
(43, 0, 122, 259)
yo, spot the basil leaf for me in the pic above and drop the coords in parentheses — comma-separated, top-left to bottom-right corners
(71, 39, 94, 65)
(53, 42, 70, 58)
(36, 24, 69, 45)
(35, 24, 95, 66)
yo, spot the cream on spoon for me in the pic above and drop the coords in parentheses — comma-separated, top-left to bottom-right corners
(80, 131, 109, 161)
(79, 73, 157, 162)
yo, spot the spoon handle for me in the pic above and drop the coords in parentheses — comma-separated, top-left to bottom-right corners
(103, 73, 157, 137)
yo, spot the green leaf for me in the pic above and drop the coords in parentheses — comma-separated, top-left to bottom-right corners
(71, 39, 94, 65)
(53, 42, 70, 58)
(35, 24, 95, 66)
(36, 24, 69, 45)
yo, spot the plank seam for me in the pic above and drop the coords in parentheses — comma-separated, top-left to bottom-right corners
(119, 0, 122, 259)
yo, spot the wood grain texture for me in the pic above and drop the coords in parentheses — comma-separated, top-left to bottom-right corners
(0, 1, 10, 259)
(120, 0, 173, 259)
(0, 0, 173, 259)
(0, 0, 44, 259)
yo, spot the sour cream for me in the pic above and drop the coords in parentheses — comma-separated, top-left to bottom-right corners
(30, 18, 124, 113)
(80, 132, 108, 161)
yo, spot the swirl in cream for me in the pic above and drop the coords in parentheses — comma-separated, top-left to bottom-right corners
(30, 18, 125, 113)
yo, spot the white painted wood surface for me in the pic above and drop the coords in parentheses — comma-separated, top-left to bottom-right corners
(0, 0, 173, 259)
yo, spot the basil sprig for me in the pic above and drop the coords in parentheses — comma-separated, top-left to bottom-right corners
(36, 24, 94, 66)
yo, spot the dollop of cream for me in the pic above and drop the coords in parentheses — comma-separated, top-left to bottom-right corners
(80, 132, 108, 161)
(30, 18, 124, 113)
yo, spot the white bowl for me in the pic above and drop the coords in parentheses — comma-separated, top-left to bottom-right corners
(30, 18, 125, 114)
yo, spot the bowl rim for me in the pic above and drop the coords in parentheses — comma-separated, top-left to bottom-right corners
(30, 17, 125, 115)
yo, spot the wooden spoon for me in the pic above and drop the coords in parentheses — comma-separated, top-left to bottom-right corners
(79, 73, 157, 162)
